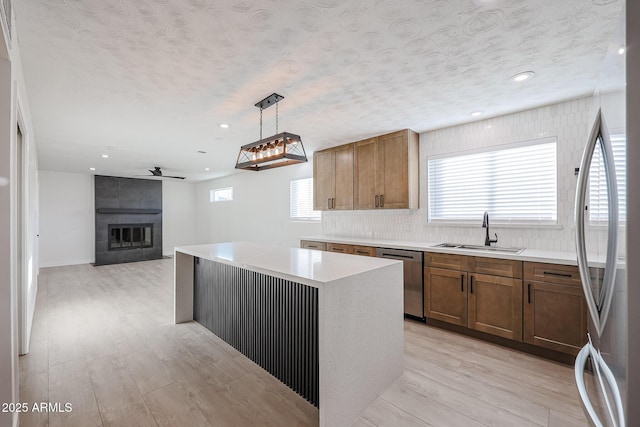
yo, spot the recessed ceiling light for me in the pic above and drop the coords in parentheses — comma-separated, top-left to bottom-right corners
(89, 167, 96, 171)
(219, 123, 230, 129)
(618, 46, 625, 55)
(204, 167, 210, 171)
(470, 111, 484, 117)
(197, 150, 207, 154)
(510, 71, 535, 82)
(101, 154, 109, 158)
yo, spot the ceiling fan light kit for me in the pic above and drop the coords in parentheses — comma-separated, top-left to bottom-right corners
(235, 93, 307, 171)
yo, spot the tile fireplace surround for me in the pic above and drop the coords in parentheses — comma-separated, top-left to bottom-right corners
(94, 175, 163, 266)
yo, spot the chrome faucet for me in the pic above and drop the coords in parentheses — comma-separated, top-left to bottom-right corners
(482, 211, 498, 246)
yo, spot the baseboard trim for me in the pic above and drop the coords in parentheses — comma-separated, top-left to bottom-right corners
(39, 259, 94, 268)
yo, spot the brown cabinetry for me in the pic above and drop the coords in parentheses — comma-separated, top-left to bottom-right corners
(300, 240, 326, 251)
(326, 242, 354, 254)
(313, 144, 354, 211)
(424, 266, 468, 326)
(300, 240, 376, 257)
(523, 262, 588, 355)
(425, 253, 523, 341)
(353, 130, 419, 210)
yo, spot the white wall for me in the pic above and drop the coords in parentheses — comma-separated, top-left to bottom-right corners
(38, 173, 198, 266)
(162, 180, 197, 256)
(195, 160, 322, 248)
(38, 171, 94, 267)
(323, 96, 616, 252)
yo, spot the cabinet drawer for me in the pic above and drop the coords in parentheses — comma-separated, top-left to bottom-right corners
(327, 243, 354, 254)
(524, 262, 596, 286)
(300, 240, 326, 251)
(352, 245, 376, 257)
(469, 257, 522, 279)
(425, 252, 467, 271)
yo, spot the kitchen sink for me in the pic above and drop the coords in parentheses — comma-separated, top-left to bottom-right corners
(432, 243, 525, 254)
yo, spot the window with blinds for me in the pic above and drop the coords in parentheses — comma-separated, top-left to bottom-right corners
(210, 187, 233, 202)
(428, 137, 557, 223)
(290, 178, 321, 221)
(588, 134, 626, 224)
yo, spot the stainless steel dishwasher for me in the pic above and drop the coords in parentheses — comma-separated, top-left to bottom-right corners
(376, 248, 424, 319)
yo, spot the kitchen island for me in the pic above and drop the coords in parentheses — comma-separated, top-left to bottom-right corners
(174, 242, 404, 427)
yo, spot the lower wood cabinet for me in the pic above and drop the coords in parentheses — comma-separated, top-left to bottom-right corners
(424, 267, 467, 326)
(523, 262, 588, 356)
(300, 240, 326, 251)
(468, 273, 522, 340)
(326, 243, 354, 254)
(300, 241, 376, 257)
(352, 245, 376, 257)
(425, 254, 523, 341)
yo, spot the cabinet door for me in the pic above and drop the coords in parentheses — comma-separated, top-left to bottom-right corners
(313, 149, 334, 211)
(333, 144, 354, 210)
(353, 137, 378, 209)
(468, 273, 523, 341)
(424, 267, 467, 326)
(377, 130, 409, 209)
(524, 281, 587, 355)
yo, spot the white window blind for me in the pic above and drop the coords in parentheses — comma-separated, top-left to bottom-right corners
(290, 178, 320, 221)
(428, 138, 557, 223)
(210, 187, 233, 202)
(588, 134, 626, 223)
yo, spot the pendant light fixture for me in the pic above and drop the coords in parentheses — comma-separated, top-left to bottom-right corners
(235, 93, 307, 171)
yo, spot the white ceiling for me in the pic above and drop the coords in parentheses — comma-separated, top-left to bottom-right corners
(14, 0, 624, 181)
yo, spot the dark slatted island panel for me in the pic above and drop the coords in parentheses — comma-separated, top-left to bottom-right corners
(193, 257, 319, 407)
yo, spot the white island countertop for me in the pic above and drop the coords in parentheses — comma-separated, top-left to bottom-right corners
(300, 235, 581, 266)
(175, 242, 400, 287)
(174, 241, 404, 427)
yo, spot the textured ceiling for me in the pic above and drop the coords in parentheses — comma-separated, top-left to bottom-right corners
(14, 0, 624, 181)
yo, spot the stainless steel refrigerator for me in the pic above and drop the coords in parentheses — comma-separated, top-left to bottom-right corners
(573, 8, 629, 426)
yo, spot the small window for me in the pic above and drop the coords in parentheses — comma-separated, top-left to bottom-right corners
(428, 137, 557, 224)
(290, 178, 321, 221)
(210, 187, 233, 202)
(588, 134, 626, 224)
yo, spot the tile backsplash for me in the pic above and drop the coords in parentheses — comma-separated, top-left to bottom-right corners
(323, 96, 621, 253)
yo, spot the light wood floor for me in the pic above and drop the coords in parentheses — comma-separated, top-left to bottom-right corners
(20, 259, 588, 427)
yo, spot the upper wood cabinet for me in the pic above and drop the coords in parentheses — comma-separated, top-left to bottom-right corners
(313, 144, 354, 211)
(354, 130, 419, 209)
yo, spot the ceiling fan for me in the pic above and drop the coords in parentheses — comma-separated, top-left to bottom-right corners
(146, 166, 185, 180)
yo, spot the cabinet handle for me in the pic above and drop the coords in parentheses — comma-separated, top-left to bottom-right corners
(333, 248, 344, 252)
(380, 194, 384, 207)
(528, 283, 531, 304)
(543, 271, 572, 278)
(470, 275, 474, 294)
(332, 198, 335, 209)
(460, 274, 464, 292)
(328, 198, 332, 209)
(356, 250, 368, 255)
(375, 195, 379, 207)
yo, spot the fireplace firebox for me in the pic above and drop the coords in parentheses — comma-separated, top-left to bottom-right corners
(108, 224, 153, 250)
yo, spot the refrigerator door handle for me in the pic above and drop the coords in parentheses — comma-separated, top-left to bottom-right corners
(575, 109, 619, 337)
(575, 344, 605, 427)
(575, 342, 626, 427)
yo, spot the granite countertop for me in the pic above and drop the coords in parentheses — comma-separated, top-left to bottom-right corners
(175, 242, 401, 287)
(299, 235, 581, 266)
